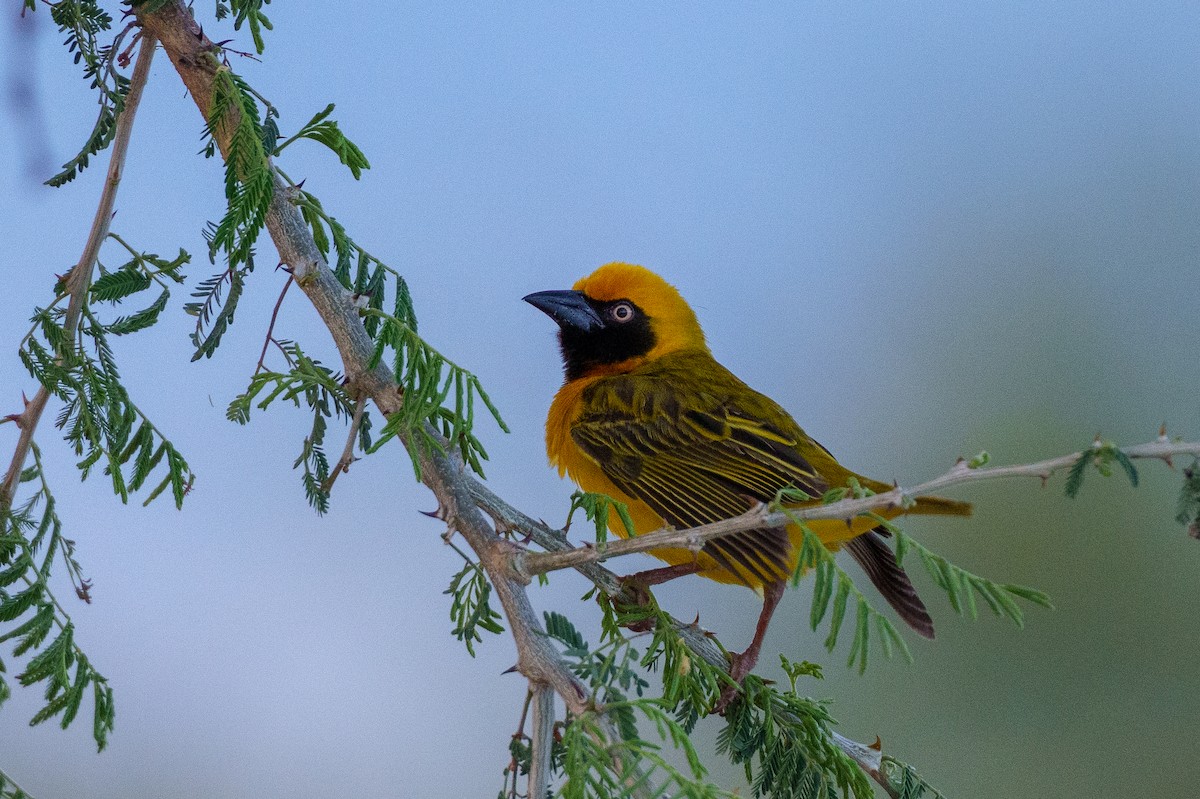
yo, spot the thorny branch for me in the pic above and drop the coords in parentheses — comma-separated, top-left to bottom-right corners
(136, 5, 646, 796)
(515, 437, 1200, 578)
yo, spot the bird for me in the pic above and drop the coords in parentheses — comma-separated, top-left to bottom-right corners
(524, 262, 970, 702)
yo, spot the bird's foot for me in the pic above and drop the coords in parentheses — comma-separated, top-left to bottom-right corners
(713, 649, 758, 714)
(613, 575, 658, 632)
(612, 562, 701, 632)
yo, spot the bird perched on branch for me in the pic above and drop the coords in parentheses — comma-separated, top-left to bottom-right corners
(525, 263, 969, 702)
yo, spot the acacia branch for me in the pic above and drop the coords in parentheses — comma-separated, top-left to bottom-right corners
(516, 437, 1200, 578)
(137, 6, 646, 794)
(1, 33, 157, 512)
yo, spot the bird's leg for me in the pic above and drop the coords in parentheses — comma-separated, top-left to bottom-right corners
(615, 562, 701, 632)
(715, 579, 786, 713)
(625, 562, 702, 587)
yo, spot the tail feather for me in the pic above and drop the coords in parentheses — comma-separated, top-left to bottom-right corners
(910, 495, 972, 517)
(845, 529, 935, 639)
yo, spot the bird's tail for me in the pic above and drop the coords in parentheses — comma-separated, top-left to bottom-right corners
(908, 495, 972, 517)
(845, 529, 935, 638)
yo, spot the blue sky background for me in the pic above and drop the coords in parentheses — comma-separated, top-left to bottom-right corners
(1, 2, 1198, 797)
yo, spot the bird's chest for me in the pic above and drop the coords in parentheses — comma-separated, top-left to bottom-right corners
(545, 378, 667, 537)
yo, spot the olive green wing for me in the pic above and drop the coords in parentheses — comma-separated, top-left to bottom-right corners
(571, 377, 828, 585)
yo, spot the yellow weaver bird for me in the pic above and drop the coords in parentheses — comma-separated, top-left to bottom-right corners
(525, 263, 970, 687)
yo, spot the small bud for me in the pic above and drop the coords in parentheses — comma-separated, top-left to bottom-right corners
(967, 451, 991, 469)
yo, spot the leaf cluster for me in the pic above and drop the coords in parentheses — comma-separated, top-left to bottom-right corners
(20, 274, 194, 510)
(538, 611, 931, 799)
(0, 448, 113, 751)
(1176, 460, 1200, 538)
(363, 307, 508, 479)
(778, 489, 1050, 672)
(214, 0, 275, 55)
(791, 523, 912, 674)
(888, 521, 1053, 628)
(565, 490, 636, 545)
(541, 612, 731, 799)
(277, 105, 369, 178)
(44, 0, 128, 187)
(1064, 440, 1139, 498)
(204, 69, 274, 271)
(227, 342, 371, 513)
(445, 555, 505, 657)
(718, 672, 872, 799)
(196, 68, 502, 508)
(188, 69, 275, 360)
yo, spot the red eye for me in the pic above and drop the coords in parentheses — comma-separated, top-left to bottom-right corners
(610, 302, 634, 323)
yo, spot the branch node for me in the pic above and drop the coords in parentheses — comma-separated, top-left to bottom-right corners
(510, 551, 532, 586)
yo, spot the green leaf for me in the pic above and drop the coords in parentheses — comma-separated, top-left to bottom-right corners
(276, 103, 370, 178)
(1064, 451, 1089, 498)
(90, 266, 151, 303)
(106, 289, 169, 335)
(0, 584, 42, 623)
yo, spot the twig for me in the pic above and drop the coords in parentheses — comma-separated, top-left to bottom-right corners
(1, 32, 157, 513)
(320, 392, 364, 493)
(528, 682, 556, 799)
(507, 689, 535, 799)
(831, 732, 895, 799)
(515, 437, 1200, 578)
(0, 765, 32, 799)
(255, 272, 293, 374)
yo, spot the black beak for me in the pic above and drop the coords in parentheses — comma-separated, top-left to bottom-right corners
(523, 290, 605, 333)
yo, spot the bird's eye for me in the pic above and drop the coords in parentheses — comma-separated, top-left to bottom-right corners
(609, 302, 635, 323)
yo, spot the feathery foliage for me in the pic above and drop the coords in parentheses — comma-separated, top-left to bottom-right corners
(1175, 460, 1200, 539)
(886, 519, 1053, 628)
(565, 490, 637, 545)
(445, 549, 505, 657)
(788, 520, 911, 674)
(276, 104, 370, 178)
(216, 0, 275, 55)
(20, 269, 194, 509)
(1064, 438, 1140, 498)
(775, 485, 1050, 672)
(537, 610, 924, 799)
(718, 671, 872, 799)
(290, 190, 396, 313)
(0, 446, 113, 751)
(187, 68, 274, 360)
(227, 341, 371, 513)
(44, 0, 127, 187)
(363, 307, 508, 479)
(540, 611, 732, 799)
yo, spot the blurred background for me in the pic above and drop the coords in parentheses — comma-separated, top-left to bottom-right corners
(1, 2, 1198, 797)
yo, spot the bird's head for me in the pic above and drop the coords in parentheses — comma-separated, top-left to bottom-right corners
(524, 262, 708, 380)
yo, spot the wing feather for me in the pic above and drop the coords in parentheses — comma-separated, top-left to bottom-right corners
(571, 370, 828, 586)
